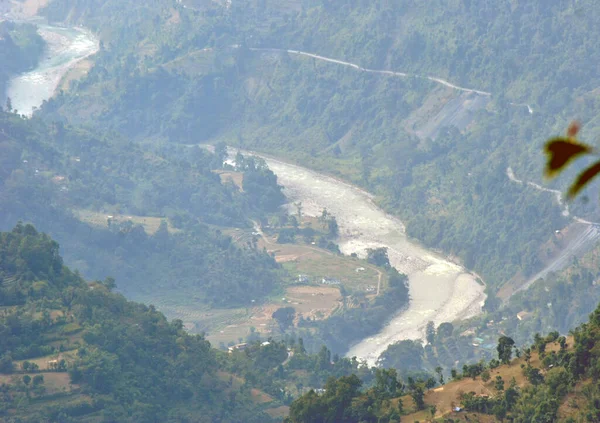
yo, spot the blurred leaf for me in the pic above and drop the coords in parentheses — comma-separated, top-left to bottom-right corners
(567, 121, 581, 137)
(567, 160, 600, 200)
(544, 138, 592, 179)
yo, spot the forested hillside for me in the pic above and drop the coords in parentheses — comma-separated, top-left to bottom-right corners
(0, 110, 285, 307)
(287, 303, 600, 422)
(0, 224, 275, 422)
(0, 226, 412, 422)
(36, 0, 600, 296)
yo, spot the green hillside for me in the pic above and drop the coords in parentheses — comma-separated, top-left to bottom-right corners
(0, 225, 408, 422)
(0, 223, 271, 422)
(0, 110, 285, 308)
(36, 0, 600, 296)
(286, 304, 600, 422)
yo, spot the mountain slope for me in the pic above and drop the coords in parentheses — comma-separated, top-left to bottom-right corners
(36, 0, 600, 295)
(0, 223, 273, 422)
(0, 110, 285, 308)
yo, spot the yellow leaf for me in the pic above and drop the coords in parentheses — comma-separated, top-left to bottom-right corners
(544, 138, 592, 179)
(567, 160, 600, 200)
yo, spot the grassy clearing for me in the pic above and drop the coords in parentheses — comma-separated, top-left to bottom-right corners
(0, 372, 75, 394)
(265, 405, 290, 418)
(14, 351, 78, 372)
(215, 170, 244, 190)
(72, 209, 179, 235)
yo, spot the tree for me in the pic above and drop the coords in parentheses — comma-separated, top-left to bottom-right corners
(23, 375, 31, 385)
(411, 386, 425, 410)
(481, 370, 491, 382)
(366, 247, 390, 268)
(5, 97, 12, 112)
(437, 322, 454, 338)
(319, 208, 329, 229)
(0, 355, 14, 373)
(294, 202, 303, 221)
(435, 366, 444, 385)
(558, 336, 567, 350)
(272, 307, 295, 331)
(102, 276, 117, 291)
(214, 141, 228, 166)
(430, 404, 437, 419)
(234, 152, 245, 171)
(327, 216, 339, 238)
(426, 321, 436, 345)
(497, 336, 515, 364)
(493, 403, 507, 422)
(388, 268, 408, 289)
(316, 346, 332, 371)
(374, 368, 401, 399)
(494, 375, 505, 392)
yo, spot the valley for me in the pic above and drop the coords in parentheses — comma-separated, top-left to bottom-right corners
(3, 9, 595, 367)
(3, 1, 600, 421)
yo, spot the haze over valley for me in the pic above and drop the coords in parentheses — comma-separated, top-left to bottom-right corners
(2, 0, 600, 421)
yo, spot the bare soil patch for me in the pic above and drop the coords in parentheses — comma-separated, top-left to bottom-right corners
(285, 285, 341, 321)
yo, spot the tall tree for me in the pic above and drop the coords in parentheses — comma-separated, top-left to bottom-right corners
(497, 336, 515, 364)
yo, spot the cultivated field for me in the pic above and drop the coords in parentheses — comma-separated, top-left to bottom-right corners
(72, 209, 179, 235)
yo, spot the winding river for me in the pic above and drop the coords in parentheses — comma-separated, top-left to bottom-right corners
(7, 22, 486, 366)
(246, 154, 486, 366)
(3, 23, 98, 117)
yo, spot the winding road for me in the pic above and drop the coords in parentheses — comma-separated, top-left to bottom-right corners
(249, 47, 533, 114)
(506, 167, 600, 294)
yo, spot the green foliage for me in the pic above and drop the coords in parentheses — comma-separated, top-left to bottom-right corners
(0, 111, 285, 307)
(366, 247, 390, 269)
(497, 336, 516, 364)
(301, 267, 408, 355)
(272, 306, 296, 331)
(0, 225, 272, 422)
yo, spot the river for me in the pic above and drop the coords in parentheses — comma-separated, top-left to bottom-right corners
(8, 21, 486, 367)
(247, 154, 486, 366)
(3, 23, 98, 116)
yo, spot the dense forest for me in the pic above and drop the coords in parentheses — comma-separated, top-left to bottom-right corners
(0, 224, 266, 422)
(0, 110, 285, 307)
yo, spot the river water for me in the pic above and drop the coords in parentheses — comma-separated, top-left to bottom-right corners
(3, 23, 98, 116)
(252, 155, 486, 366)
(8, 22, 485, 367)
